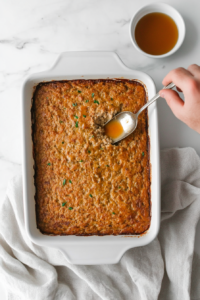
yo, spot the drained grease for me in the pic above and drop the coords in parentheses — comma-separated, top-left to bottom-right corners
(135, 12, 178, 55)
(105, 119, 124, 139)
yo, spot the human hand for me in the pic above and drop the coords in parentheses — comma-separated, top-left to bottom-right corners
(159, 64, 200, 134)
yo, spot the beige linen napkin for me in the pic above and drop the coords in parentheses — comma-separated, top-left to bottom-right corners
(0, 147, 200, 300)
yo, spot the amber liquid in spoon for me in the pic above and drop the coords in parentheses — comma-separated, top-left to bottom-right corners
(104, 119, 124, 139)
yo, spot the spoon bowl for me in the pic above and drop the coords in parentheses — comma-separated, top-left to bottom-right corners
(104, 82, 175, 143)
(104, 111, 138, 143)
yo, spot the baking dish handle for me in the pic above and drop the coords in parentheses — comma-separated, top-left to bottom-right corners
(58, 244, 131, 265)
(47, 51, 130, 75)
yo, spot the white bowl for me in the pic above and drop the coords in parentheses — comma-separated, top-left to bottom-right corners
(129, 3, 185, 58)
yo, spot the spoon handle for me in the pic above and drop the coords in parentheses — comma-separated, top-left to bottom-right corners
(136, 82, 176, 117)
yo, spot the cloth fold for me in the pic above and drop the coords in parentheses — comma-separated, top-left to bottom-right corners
(0, 148, 200, 300)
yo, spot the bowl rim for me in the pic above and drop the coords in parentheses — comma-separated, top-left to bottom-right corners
(129, 2, 186, 58)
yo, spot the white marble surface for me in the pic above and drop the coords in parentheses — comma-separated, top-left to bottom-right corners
(0, 0, 200, 298)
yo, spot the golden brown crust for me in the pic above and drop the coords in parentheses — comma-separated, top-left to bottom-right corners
(32, 79, 151, 235)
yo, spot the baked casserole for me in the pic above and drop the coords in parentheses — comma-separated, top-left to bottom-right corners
(32, 79, 151, 235)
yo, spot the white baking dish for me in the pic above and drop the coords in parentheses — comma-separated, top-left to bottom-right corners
(21, 51, 160, 265)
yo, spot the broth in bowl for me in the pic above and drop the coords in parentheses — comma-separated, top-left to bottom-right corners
(135, 12, 178, 56)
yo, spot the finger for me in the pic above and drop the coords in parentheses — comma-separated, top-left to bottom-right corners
(159, 89, 184, 120)
(162, 67, 193, 91)
(187, 64, 200, 78)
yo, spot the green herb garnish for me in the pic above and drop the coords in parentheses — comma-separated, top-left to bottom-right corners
(63, 179, 66, 186)
(59, 121, 63, 123)
(79, 160, 83, 162)
(112, 212, 116, 215)
(94, 100, 99, 104)
(62, 141, 64, 144)
(142, 152, 145, 156)
(74, 115, 78, 119)
(72, 103, 77, 107)
(100, 148, 103, 150)
(47, 163, 51, 166)
(78, 90, 81, 93)
(75, 121, 78, 128)
(62, 202, 67, 206)
(85, 100, 89, 103)
(68, 207, 73, 210)
(118, 186, 121, 189)
(88, 150, 91, 153)
(91, 93, 95, 98)
(106, 165, 109, 167)
(64, 107, 66, 109)
(111, 98, 113, 100)
(46, 97, 48, 100)
(83, 115, 86, 118)
(69, 180, 72, 184)
(91, 135, 94, 138)
(89, 194, 93, 198)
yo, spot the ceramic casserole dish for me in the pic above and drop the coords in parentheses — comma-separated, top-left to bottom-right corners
(21, 51, 160, 265)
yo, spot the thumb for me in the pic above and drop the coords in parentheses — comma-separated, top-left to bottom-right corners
(159, 89, 184, 119)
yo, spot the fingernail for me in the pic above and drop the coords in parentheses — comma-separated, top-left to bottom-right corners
(159, 91, 165, 98)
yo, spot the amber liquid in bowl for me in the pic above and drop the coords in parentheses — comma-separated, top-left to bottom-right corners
(135, 12, 178, 55)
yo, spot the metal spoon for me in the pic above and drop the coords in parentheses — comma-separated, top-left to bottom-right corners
(104, 82, 175, 143)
